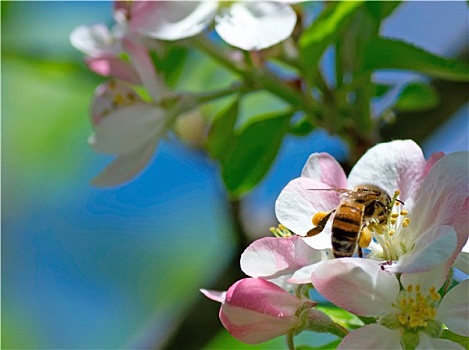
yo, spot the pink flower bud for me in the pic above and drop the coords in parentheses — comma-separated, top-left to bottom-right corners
(219, 278, 311, 344)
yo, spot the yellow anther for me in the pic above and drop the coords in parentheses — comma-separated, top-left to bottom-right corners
(402, 218, 410, 228)
(407, 285, 413, 293)
(359, 227, 372, 248)
(398, 314, 407, 325)
(390, 218, 397, 225)
(400, 210, 408, 216)
(429, 286, 436, 293)
(431, 292, 441, 301)
(278, 224, 286, 230)
(400, 299, 407, 307)
(395, 190, 401, 196)
(391, 213, 399, 219)
(389, 229, 396, 236)
(415, 284, 421, 293)
(312, 211, 329, 226)
(395, 201, 401, 206)
(113, 94, 125, 106)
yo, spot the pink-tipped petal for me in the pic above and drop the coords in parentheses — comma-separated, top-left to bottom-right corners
(337, 324, 402, 350)
(275, 178, 340, 236)
(91, 138, 158, 188)
(220, 278, 302, 344)
(85, 56, 140, 84)
(130, 1, 217, 40)
(215, 2, 296, 51)
(301, 153, 347, 189)
(200, 289, 226, 303)
(348, 139, 426, 202)
(240, 236, 323, 282)
(436, 279, 469, 337)
(310, 259, 398, 317)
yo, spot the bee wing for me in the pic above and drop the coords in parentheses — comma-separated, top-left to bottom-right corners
(308, 188, 354, 198)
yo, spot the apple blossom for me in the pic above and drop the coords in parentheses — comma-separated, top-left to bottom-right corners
(201, 278, 342, 346)
(275, 140, 469, 274)
(309, 258, 468, 349)
(125, 1, 297, 51)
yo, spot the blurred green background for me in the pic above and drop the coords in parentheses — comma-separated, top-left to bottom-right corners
(2, 1, 468, 349)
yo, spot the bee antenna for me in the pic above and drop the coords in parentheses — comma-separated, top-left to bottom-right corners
(396, 199, 405, 205)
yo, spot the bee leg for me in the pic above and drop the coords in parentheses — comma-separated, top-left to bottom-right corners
(357, 246, 363, 258)
(306, 210, 335, 237)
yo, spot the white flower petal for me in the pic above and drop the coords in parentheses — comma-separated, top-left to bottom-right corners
(200, 289, 226, 303)
(337, 324, 402, 350)
(386, 226, 457, 275)
(240, 236, 323, 281)
(275, 177, 340, 236)
(417, 333, 465, 350)
(90, 103, 166, 156)
(215, 2, 296, 50)
(70, 24, 120, 57)
(301, 153, 347, 188)
(130, 1, 217, 40)
(310, 259, 399, 317)
(436, 279, 469, 337)
(91, 138, 158, 188)
(347, 139, 426, 202)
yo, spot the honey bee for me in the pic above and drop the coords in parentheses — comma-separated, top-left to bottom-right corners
(307, 185, 396, 258)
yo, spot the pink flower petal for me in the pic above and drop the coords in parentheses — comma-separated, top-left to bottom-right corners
(409, 152, 469, 259)
(423, 151, 445, 177)
(337, 324, 402, 350)
(275, 177, 341, 236)
(220, 278, 302, 344)
(85, 56, 140, 84)
(385, 225, 457, 275)
(122, 37, 163, 102)
(130, 1, 217, 40)
(436, 279, 469, 337)
(310, 259, 398, 317)
(301, 153, 347, 188)
(240, 236, 323, 282)
(215, 2, 296, 50)
(348, 139, 426, 202)
(91, 138, 158, 188)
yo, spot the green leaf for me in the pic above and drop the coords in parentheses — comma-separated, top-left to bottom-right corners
(363, 37, 469, 81)
(289, 115, 315, 136)
(365, 1, 402, 21)
(299, 1, 363, 73)
(206, 99, 239, 161)
(374, 83, 393, 98)
(439, 329, 469, 349)
(221, 111, 292, 197)
(394, 82, 440, 112)
(316, 304, 366, 329)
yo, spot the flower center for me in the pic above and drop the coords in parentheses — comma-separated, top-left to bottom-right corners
(368, 190, 411, 261)
(395, 284, 441, 330)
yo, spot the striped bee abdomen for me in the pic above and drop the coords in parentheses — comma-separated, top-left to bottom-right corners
(331, 202, 364, 258)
